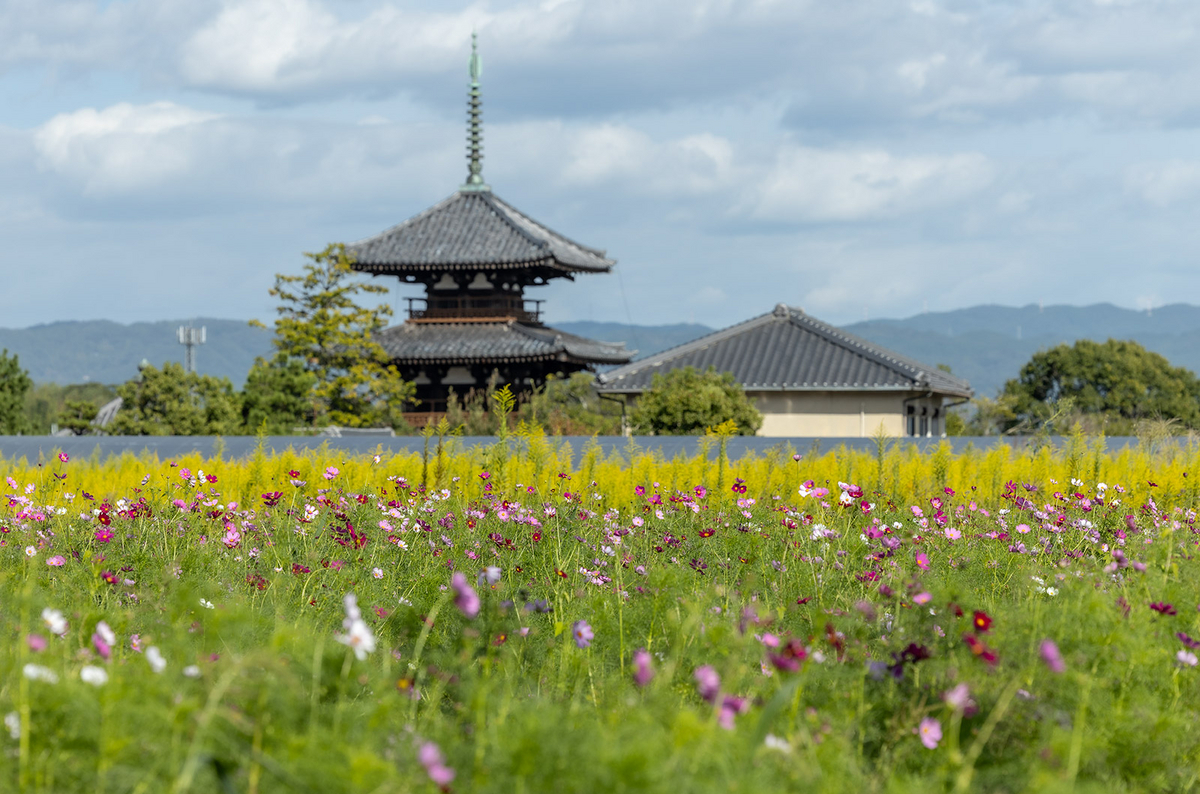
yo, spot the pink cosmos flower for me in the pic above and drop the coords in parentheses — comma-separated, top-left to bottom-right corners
(694, 665, 721, 704)
(633, 648, 654, 687)
(915, 551, 930, 571)
(323, 466, 339, 481)
(450, 572, 479, 619)
(1040, 639, 1065, 673)
(572, 620, 594, 649)
(944, 527, 962, 540)
(27, 634, 47, 652)
(718, 695, 749, 730)
(918, 717, 942, 749)
(418, 742, 455, 787)
(94, 528, 114, 543)
(46, 556, 66, 567)
(943, 683, 971, 712)
(179, 468, 192, 481)
(58, 452, 69, 463)
(913, 592, 933, 605)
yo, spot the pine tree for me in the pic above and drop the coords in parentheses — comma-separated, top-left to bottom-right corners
(0, 349, 33, 434)
(253, 243, 414, 429)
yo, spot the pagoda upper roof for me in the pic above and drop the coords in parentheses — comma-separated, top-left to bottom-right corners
(347, 190, 615, 276)
(376, 320, 633, 366)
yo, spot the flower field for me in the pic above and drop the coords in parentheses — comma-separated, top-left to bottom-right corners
(3, 434, 1200, 792)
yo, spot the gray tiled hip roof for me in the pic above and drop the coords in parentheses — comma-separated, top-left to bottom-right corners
(596, 304, 973, 398)
(375, 321, 633, 366)
(346, 191, 614, 274)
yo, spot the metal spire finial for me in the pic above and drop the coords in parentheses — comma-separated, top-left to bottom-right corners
(461, 32, 490, 192)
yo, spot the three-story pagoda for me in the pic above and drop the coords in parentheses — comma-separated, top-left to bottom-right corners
(347, 36, 632, 415)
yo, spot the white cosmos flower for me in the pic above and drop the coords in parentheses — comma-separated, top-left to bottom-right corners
(199, 599, 214, 609)
(23, 664, 58, 684)
(42, 608, 68, 636)
(146, 646, 166, 674)
(95, 620, 116, 647)
(25, 546, 36, 557)
(4, 712, 19, 740)
(336, 618, 376, 661)
(183, 665, 202, 679)
(80, 666, 108, 687)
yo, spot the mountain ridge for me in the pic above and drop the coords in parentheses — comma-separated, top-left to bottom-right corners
(6, 303, 1200, 401)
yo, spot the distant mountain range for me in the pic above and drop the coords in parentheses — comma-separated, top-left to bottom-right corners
(4, 303, 1199, 400)
(841, 303, 1200, 399)
(0, 318, 714, 386)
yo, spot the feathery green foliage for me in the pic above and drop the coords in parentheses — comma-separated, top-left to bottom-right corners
(254, 243, 414, 429)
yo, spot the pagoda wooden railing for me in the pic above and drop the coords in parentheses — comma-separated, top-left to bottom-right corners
(406, 297, 543, 323)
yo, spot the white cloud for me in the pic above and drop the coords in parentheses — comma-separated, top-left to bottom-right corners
(177, 0, 582, 97)
(1125, 160, 1200, 206)
(34, 102, 219, 194)
(559, 124, 736, 195)
(747, 145, 994, 223)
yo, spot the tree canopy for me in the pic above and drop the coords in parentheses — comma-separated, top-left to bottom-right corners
(0, 349, 32, 434)
(1001, 339, 1200, 432)
(110, 362, 241, 436)
(629, 366, 762, 436)
(253, 243, 414, 429)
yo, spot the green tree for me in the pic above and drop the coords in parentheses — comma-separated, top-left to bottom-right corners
(253, 243, 414, 429)
(1001, 339, 1200, 433)
(0, 349, 33, 434)
(241, 357, 318, 433)
(629, 366, 762, 435)
(59, 400, 100, 435)
(110, 362, 241, 436)
(24, 383, 118, 434)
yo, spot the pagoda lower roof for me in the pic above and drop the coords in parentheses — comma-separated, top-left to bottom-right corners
(347, 190, 614, 275)
(375, 320, 633, 366)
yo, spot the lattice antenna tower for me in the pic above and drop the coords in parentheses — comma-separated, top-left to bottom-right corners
(178, 323, 206, 373)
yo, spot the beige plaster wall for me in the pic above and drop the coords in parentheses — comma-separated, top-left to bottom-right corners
(747, 391, 909, 437)
(617, 390, 949, 437)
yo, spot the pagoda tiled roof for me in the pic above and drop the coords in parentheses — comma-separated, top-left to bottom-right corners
(597, 304, 973, 398)
(376, 321, 633, 366)
(347, 191, 614, 275)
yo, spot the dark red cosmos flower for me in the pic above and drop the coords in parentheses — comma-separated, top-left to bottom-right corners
(796, 596, 811, 605)
(689, 558, 708, 574)
(973, 610, 993, 632)
(699, 528, 715, 538)
(1150, 602, 1177, 616)
(555, 568, 568, 579)
(1177, 632, 1200, 650)
(768, 638, 808, 672)
(100, 570, 118, 585)
(205, 474, 218, 484)
(261, 491, 283, 507)
(963, 633, 998, 666)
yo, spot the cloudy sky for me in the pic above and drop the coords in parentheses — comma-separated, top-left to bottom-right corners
(3, 0, 1200, 331)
